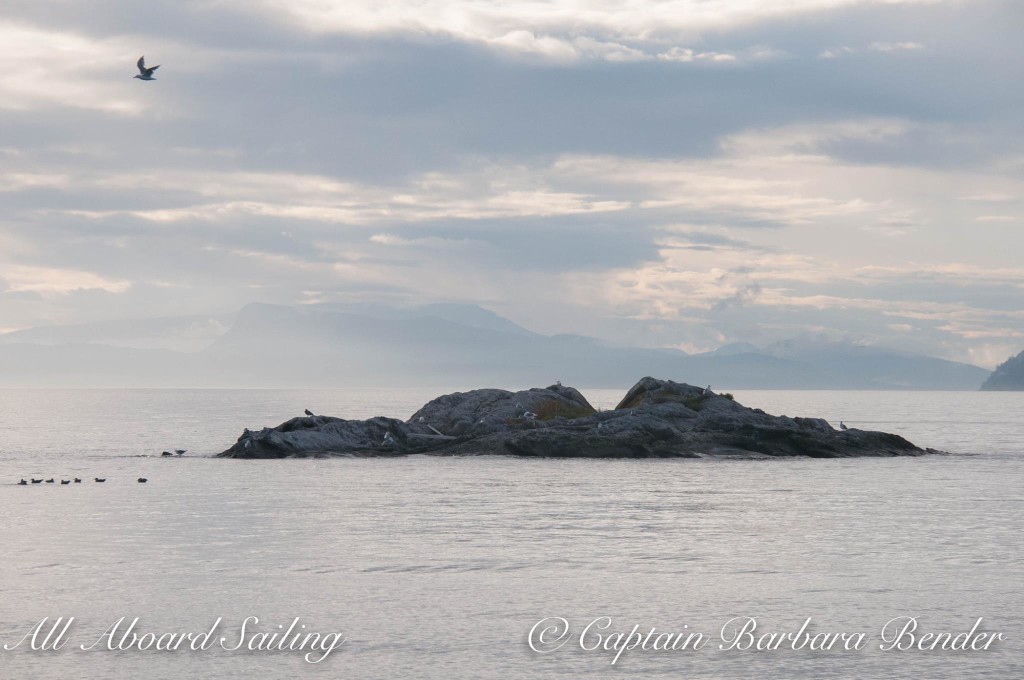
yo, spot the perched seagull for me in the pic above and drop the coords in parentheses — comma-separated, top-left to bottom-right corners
(839, 421, 849, 431)
(134, 56, 160, 80)
(382, 432, 395, 445)
(418, 416, 426, 423)
(703, 385, 712, 396)
(523, 411, 537, 420)
(304, 409, 315, 417)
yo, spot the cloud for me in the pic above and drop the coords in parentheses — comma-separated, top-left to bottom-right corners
(821, 41, 925, 58)
(0, 0, 1020, 368)
(3, 265, 131, 295)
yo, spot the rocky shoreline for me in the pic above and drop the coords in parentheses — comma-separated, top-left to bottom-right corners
(217, 377, 933, 459)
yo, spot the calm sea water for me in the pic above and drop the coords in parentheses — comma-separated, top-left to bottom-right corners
(0, 388, 1021, 679)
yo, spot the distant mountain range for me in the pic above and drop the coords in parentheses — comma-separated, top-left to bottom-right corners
(0, 302, 993, 389)
(980, 350, 1024, 390)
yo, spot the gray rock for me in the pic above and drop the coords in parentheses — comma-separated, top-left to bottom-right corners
(217, 377, 931, 459)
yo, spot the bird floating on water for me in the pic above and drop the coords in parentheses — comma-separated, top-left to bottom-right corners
(45, 478, 54, 483)
(18, 479, 27, 485)
(94, 478, 106, 483)
(74, 478, 82, 483)
(161, 451, 173, 457)
(134, 56, 160, 80)
(31, 478, 43, 484)
(138, 478, 148, 483)
(175, 449, 186, 456)
(60, 480, 70, 485)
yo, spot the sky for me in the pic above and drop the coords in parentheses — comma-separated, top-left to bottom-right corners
(0, 0, 1021, 367)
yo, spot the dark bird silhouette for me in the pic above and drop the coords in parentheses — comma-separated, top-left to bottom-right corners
(94, 478, 106, 483)
(134, 56, 159, 80)
(18, 479, 27, 485)
(138, 477, 148, 483)
(161, 451, 173, 456)
(304, 409, 315, 417)
(45, 478, 54, 483)
(60, 480, 70, 485)
(31, 478, 43, 484)
(839, 421, 849, 431)
(74, 478, 82, 483)
(175, 449, 186, 455)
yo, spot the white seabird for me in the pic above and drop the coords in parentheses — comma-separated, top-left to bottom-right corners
(703, 385, 712, 395)
(134, 56, 160, 81)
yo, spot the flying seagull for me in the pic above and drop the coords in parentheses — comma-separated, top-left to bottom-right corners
(134, 56, 160, 81)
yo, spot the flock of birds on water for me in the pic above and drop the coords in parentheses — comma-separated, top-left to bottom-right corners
(16, 449, 186, 487)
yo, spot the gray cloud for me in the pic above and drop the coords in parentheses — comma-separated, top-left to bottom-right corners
(0, 0, 1021, 366)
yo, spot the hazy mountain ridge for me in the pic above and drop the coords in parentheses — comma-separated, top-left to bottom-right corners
(0, 303, 990, 389)
(980, 350, 1024, 391)
(0, 314, 235, 352)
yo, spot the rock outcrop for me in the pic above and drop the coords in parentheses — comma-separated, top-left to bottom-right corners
(980, 350, 1024, 390)
(218, 377, 931, 459)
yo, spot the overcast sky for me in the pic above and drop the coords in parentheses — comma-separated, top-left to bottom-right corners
(1, 0, 1021, 366)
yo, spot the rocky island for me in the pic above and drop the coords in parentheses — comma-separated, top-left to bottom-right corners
(218, 377, 932, 459)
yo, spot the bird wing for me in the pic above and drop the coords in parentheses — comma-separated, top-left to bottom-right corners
(149, 64, 160, 72)
(137, 56, 146, 73)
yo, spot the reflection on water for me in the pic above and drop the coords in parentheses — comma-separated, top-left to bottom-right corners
(0, 389, 1021, 679)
